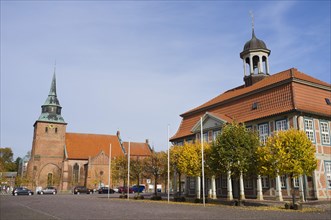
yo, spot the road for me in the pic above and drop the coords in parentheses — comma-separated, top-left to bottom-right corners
(1, 193, 329, 220)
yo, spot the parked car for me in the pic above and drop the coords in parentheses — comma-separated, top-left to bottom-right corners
(73, 186, 92, 194)
(12, 187, 34, 196)
(117, 186, 134, 194)
(131, 185, 145, 193)
(38, 186, 57, 195)
(98, 187, 115, 194)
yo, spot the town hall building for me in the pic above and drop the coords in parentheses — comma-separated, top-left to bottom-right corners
(170, 28, 331, 201)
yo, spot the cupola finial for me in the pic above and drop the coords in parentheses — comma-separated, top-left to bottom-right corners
(249, 10, 255, 37)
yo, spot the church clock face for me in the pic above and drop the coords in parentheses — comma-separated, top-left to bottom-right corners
(48, 124, 55, 129)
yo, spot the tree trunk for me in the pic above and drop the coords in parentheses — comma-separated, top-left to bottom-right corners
(178, 173, 182, 197)
(154, 175, 158, 196)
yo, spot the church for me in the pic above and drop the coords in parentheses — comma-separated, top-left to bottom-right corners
(170, 28, 331, 201)
(26, 74, 152, 191)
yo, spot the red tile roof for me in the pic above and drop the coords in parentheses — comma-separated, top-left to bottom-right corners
(171, 68, 331, 141)
(65, 133, 124, 159)
(122, 142, 152, 157)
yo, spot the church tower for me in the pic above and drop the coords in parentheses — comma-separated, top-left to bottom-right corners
(240, 17, 271, 87)
(27, 72, 67, 189)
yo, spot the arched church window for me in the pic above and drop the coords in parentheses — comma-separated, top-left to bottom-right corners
(73, 163, 79, 184)
(45, 127, 48, 133)
(47, 173, 53, 186)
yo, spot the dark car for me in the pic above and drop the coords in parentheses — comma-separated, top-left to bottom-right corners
(12, 187, 34, 196)
(131, 185, 145, 193)
(98, 187, 115, 194)
(117, 186, 134, 194)
(73, 186, 92, 194)
(38, 186, 57, 195)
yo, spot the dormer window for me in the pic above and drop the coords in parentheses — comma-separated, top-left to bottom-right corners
(252, 102, 258, 110)
(325, 98, 331, 105)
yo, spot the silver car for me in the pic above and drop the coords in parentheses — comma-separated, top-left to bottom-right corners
(38, 186, 57, 195)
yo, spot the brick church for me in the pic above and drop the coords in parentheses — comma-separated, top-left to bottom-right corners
(26, 74, 152, 191)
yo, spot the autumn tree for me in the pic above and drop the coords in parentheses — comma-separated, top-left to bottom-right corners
(209, 121, 260, 200)
(170, 145, 184, 196)
(209, 122, 259, 176)
(130, 157, 144, 195)
(143, 151, 167, 196)
(112, 156, 128, 189)
(0, 147, 17, 172)
(256, 128, 317, 204)
(171, 142, 210, 198)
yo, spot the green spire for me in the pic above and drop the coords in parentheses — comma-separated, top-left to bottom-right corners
(37, 72, 65, 123)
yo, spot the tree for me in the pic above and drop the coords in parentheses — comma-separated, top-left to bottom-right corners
(209, 121, 260, 200)
(256, 128, 317, 204)
(171, 142, 210, 198)
(112, 156, 128, 190)
(0, 147, 17, 172)
(143, 151, 167, 196)
(170, 145, 184, 196)
(209, 122, 259, 176)
(130, 157, 144, 195)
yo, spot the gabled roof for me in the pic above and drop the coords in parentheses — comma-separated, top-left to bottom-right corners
(171, 68, 331, 141)
(122, 142, 152, 157)
(65, 133, 124, 160)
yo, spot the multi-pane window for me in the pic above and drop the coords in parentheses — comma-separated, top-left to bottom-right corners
(221, 175, 227, 188)
(259, 123, 269, 145)
(280, 175, 287, 188)
(213, 130, 220, 141)
(275, 119, 287, 131)
(261, 176, 269, 188)
(304, 118, 315, 142)
(293, 177, 299, 188)
(244, 178, 253, 189)
(203, 132, 208, 142)
(320, 122, 330, 145)
(325, 161, 331, 188)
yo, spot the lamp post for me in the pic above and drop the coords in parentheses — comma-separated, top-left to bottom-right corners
(201, 117, 206, 207)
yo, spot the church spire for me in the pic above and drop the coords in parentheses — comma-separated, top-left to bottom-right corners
(37, 71, 65, 124)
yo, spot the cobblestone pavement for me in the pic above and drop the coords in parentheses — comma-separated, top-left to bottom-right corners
(1, 193, 330, 220)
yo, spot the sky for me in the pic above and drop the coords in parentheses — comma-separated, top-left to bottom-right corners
(1, 1, 330, 159)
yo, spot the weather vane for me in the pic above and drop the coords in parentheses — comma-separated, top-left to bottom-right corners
(249, 10, 254, 30)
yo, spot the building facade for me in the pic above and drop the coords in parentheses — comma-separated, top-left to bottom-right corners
(26, 74, 152, 192)
(170, 29, 331, 200)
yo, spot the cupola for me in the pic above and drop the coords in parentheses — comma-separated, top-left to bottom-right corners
(240, 16, 271, 87)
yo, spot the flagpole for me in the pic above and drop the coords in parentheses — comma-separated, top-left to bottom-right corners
(201, 117, 205, 207)
(167, 124, 170, 204)
(108, 144, 111, 199)
(127, 140, 130, 200)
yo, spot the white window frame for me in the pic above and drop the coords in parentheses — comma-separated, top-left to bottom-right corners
(259, 123, 269, 145)
(244, 178, 253, 189)
(213, 130, 220, 141)
(320, 121, 330, 145)
(221, 175, 227, 188)
(325, 161, 331, 189)
(201, 132, 208, 143)
(293, 177, 299, 188)
(280, 175, 287, 188)
(304, 118, 315, 142)
(261, 176, 269, 188)
(275, 119, 288, 131)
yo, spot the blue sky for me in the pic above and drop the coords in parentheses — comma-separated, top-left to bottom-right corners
(1, 1, 330, 159)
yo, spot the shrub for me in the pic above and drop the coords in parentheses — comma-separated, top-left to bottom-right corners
(134, 195, 144, 200)
(151, 195, 162, 200)
(173, 197, 186, 202)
